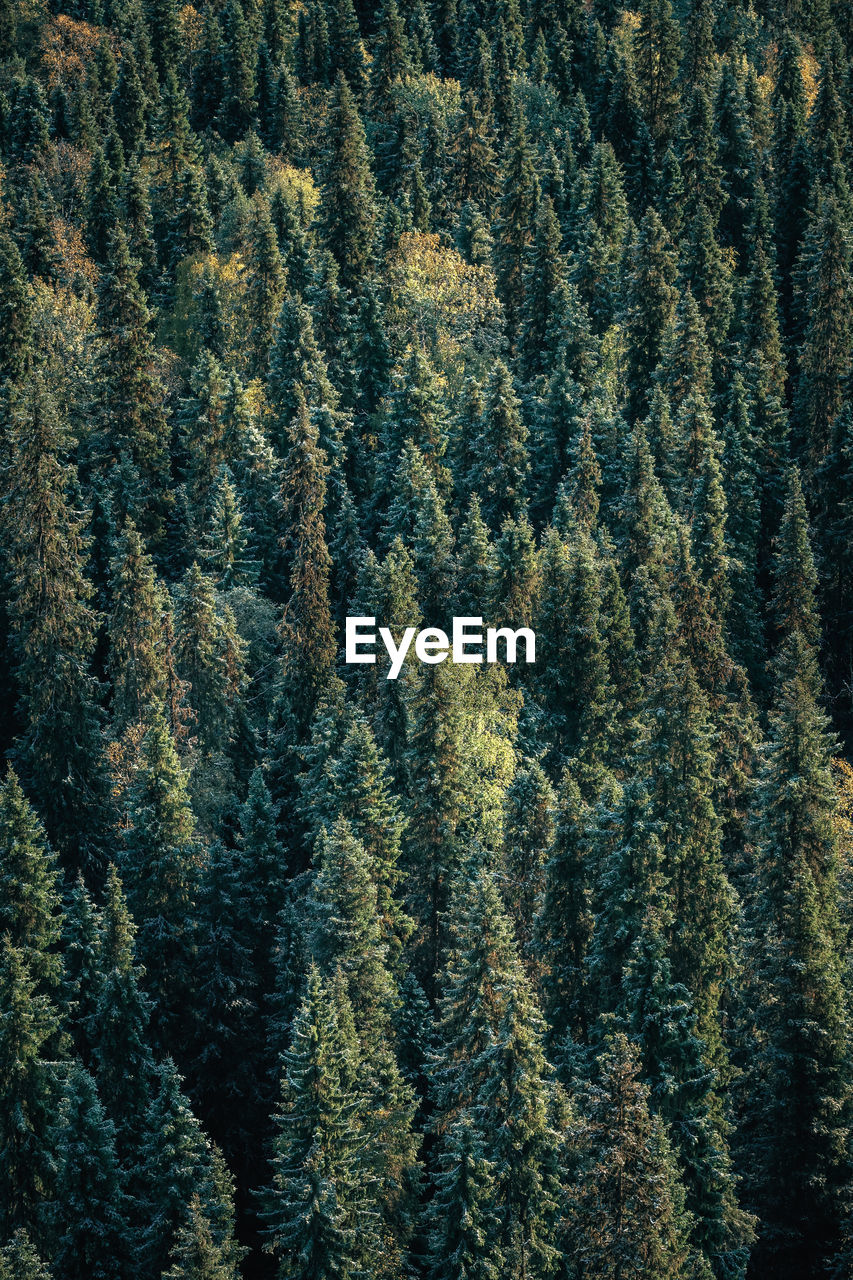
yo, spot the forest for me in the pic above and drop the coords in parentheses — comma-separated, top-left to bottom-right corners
(1, 0, 853, 1276)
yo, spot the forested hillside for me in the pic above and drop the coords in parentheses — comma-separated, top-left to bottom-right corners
(2, 0, 853, 1276)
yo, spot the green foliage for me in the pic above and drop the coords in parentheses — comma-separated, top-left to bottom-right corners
(4, 8, 853, 1278)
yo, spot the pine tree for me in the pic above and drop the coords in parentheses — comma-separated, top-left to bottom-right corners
(173, 562, 245, 754)
(119, 709, 204, 1050)
(794, 191, 853, 475)
(49, 1063, 124, 1280)
(221, 0, 257, 138)
(426, 1115, 502, 1280)
(90, 865, 154, 1157)
(0, 226, 31, 384)
(520, 195, 567, 377)
(3, 373, 107, 867)
(377, 347, 451, 500)
(634, 0, 681, 140)
(108, 519, 168, 733)
(565, 1033, 694, 1279)
(262, 964, 378, 1278)
(502, 759, 555, 965)
(60, 877, 102, 1069)
(468, 361, 529, 528)
(95, 226, 170, 540)
(623, 209, 679, 417)
(0, 938, 61, 1242)
(740, 474, 853, 1280)
(244, 195, 285, 377)
(535, 525, 613, 778)
(0, 1231, 51, 1280)
(496, 114, 538, 339)
(267, 297, 344, 465)
(163, 1193, 242, 1279)
(199, 467, 259, 589)
(321, 73, 377, 289)
(638, 600, 735, 1057)
(135, 1060, 242, 1280)
(570, 142, 629, 333)
(433, 866, 562, 1277)
(277, 388, 336, 733)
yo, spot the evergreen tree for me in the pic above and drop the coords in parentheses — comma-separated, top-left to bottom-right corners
(0, 1231, 51, 1280)
(277, 388, 336, 733)
(95, 227, 170, 540)
(49, 1063, 124, 1280)
(794, 191, 853, 475)
(244, 195, 285, 376)
(433, 866, 563, 1277)
(108, 519, 168, 733)
(321, 73, 377, 289)
(565, 1033, 694, 1279)
(0, 938, 61, 1242)
(468, 361, 528, 528)
(91, 865, 155, 1158)
(3, 373, 107, 867)
(634, 0, 681, 140)
(740, 478, 853, 1280)
(119, 709, 204, 1050)
(262, 964, 378, 1278)
(426, 1115, 502, 1280)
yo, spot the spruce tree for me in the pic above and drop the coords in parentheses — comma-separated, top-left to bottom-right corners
(277, 388, 336, 734)
(4, 372, 107, 867)
(262, 964, 378, 1278)
(49, 1063, 125, 1280)
(119, 709, 204, 1050)
(95, 227, 170, 540)
(108, 520, 168, 734)
(565, 1033, 694, 1279)
(91, 865, 155, 1158)
(468, 361, 529, 528)
(0, 938, 61, 1242)
(0, 1232, 51, 1280)
(321, 73, 377, 290)
(741, 475, 853, 1280)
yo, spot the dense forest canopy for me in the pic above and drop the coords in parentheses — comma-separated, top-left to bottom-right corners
(2, 0, 853, 1277)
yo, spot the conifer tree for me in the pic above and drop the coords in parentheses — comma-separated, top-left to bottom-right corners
(0, 1232, 50, 1280)
(4, 373, 107, 866)
(521, 195, 567, 377)
(502, 760, 555, 965)
(163, 1193, 241, 1279)
(433, 867, 563, 1276)
(794, 191, 853, 475)
(95, 227, 170, 539)
(496, 114, 538, 338)
(740, 472, 853, 1280)
(321, 73, 377, 290)
(49, 1063, 124, 1280)
(244, 195, 285, 377)
(624, 210, 679, 416)
(426, 1115, 502, 1280)
(174, 562, 245, 755)
(119, 709, 204, 1049)
(135, 1060, 242, 1280)
(565, 1033, 694, 1279)
(262, 964, 378, 1278)
(277, 388, 336, 733)
(108, 520, 168, 734)
(634, 0, 681, 140)
(0, 938, 61, 1242)
(0, 226, 31, 384)
(91, 865, 155, 1157)
(468, 361, 529, 528)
